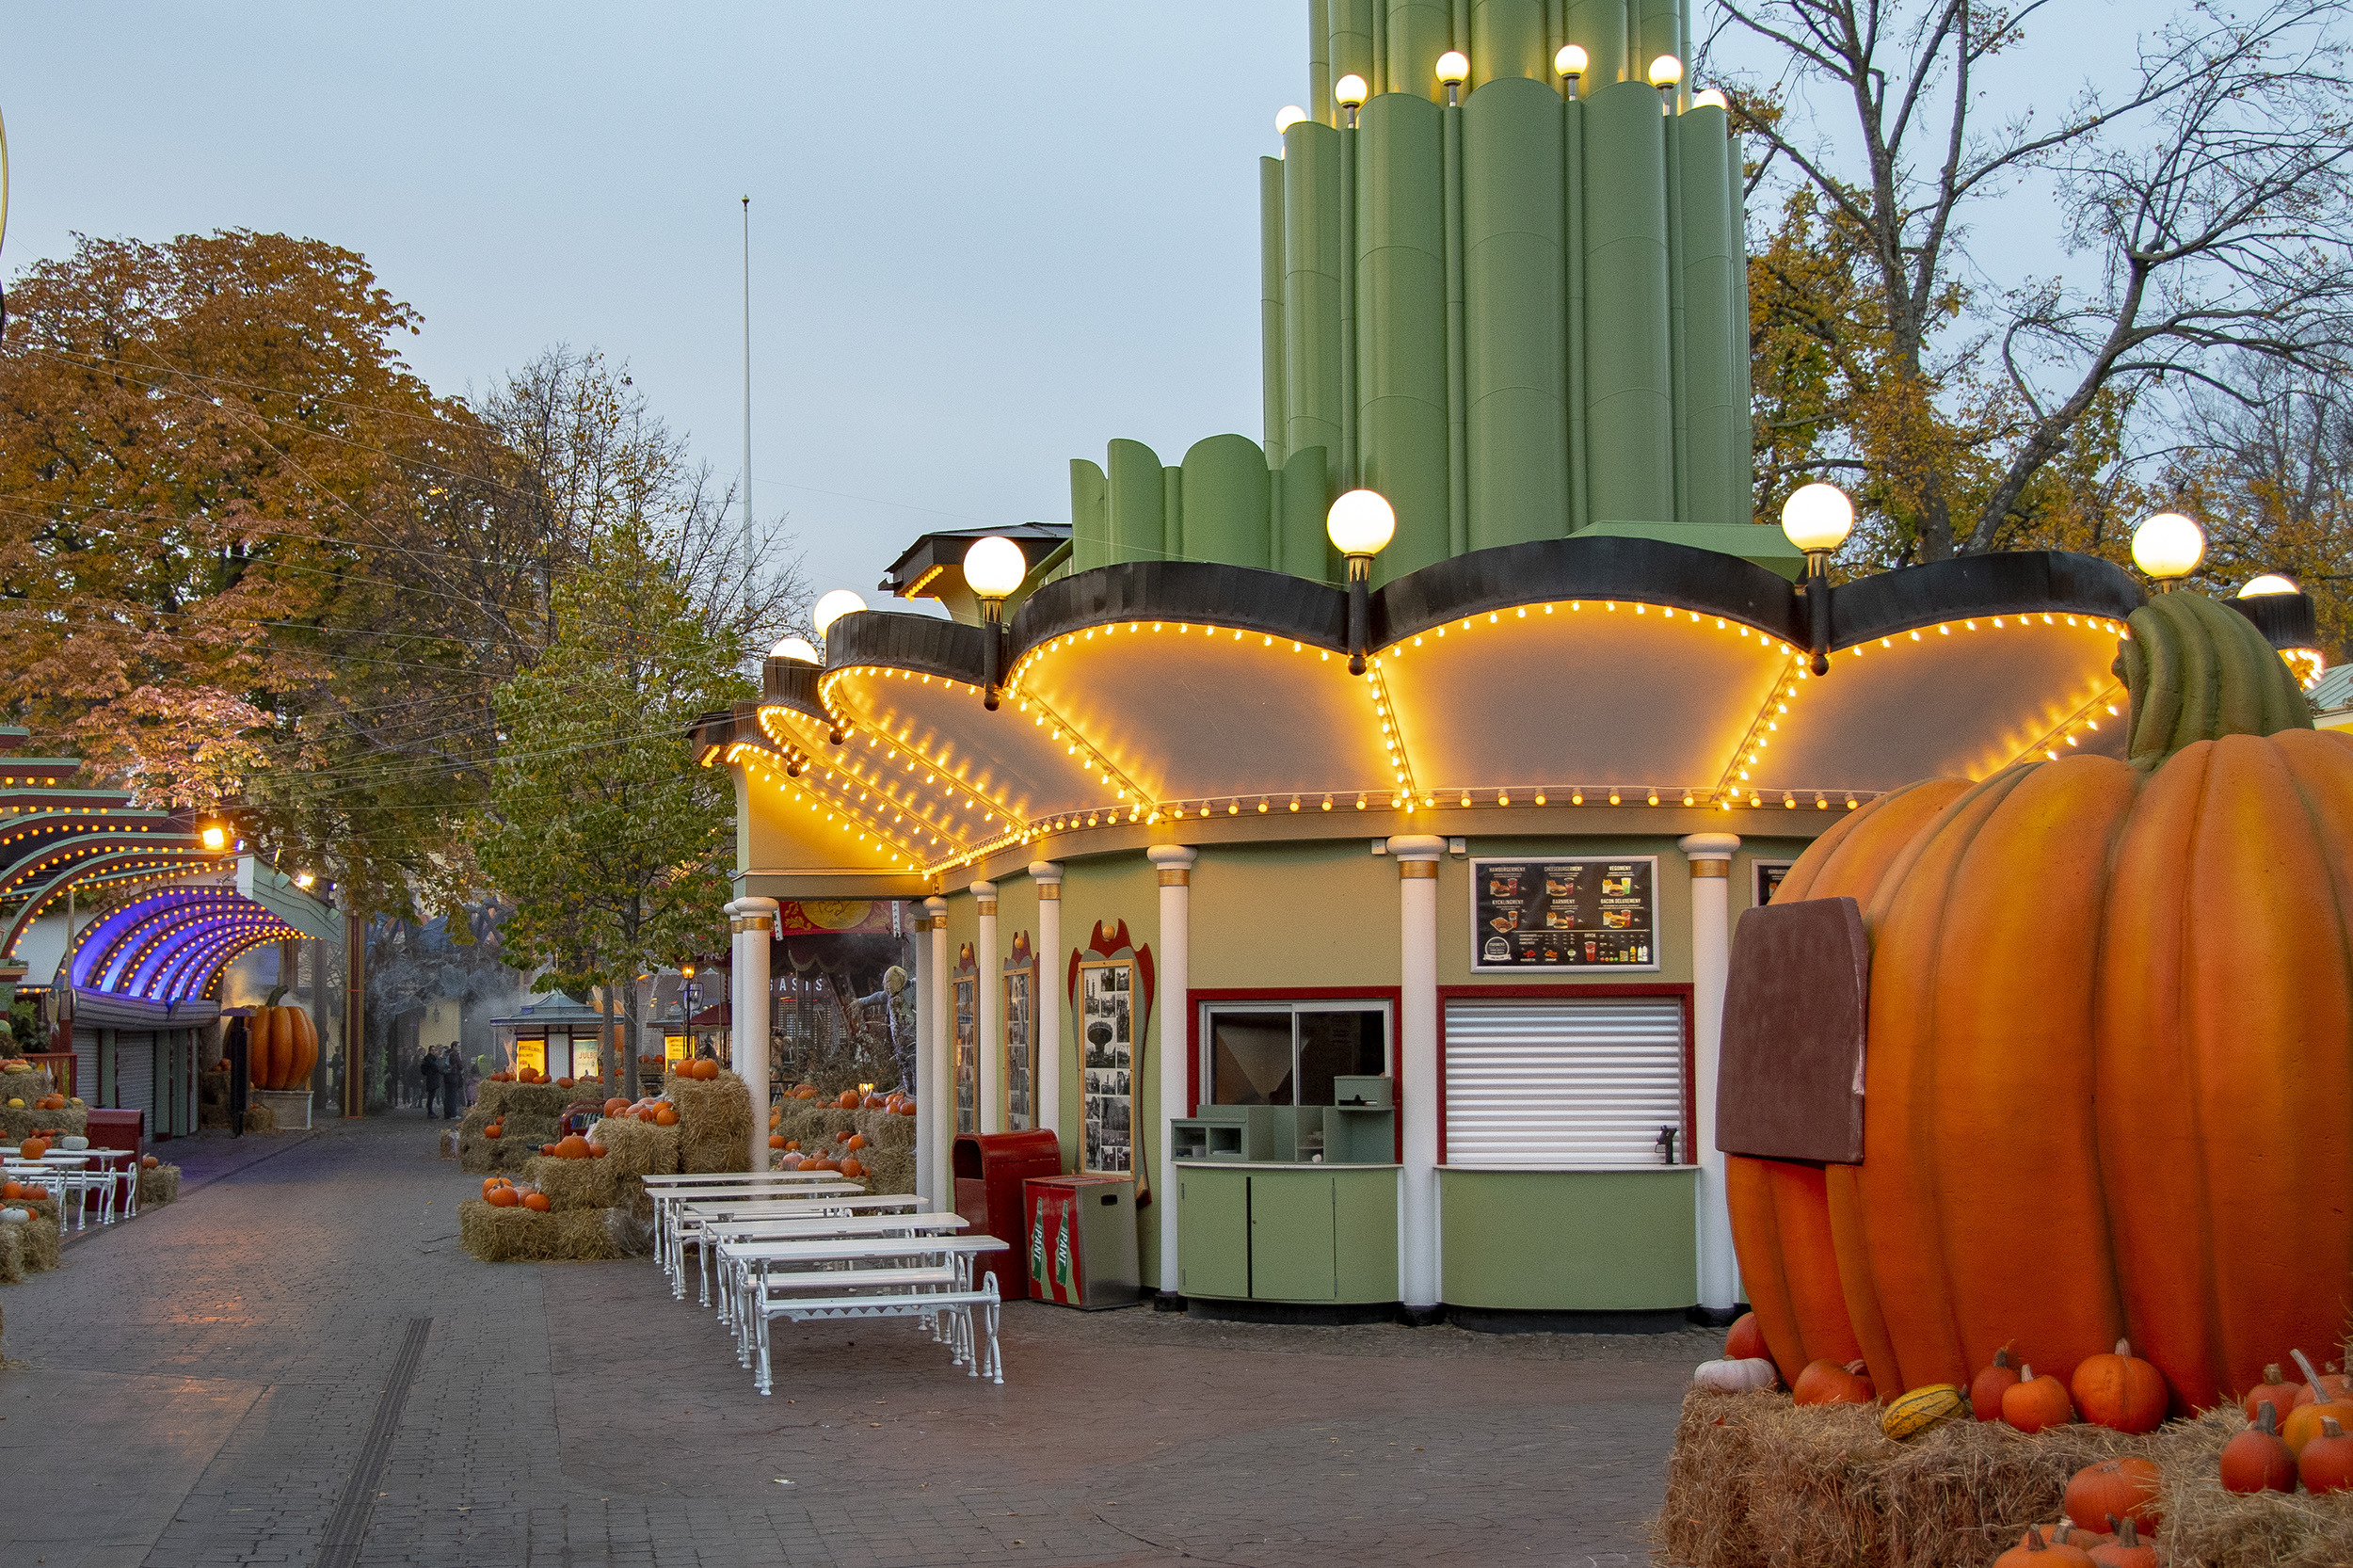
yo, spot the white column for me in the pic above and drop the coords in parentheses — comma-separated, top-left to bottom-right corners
(923, 894, 952, 1208)
(736, 896, 777, 1173)
(1147, 843, 1196, 1299)
(721, 896, 744, 1081)
(1680, 831, 1742, 1314)
(912, 902, 938, 1209)
(973, 881, 1002, 1134)
(1389, 834, 1446, 1314)
(1029, 860, 1065, 1161)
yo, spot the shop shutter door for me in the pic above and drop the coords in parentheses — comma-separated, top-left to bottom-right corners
(1443, 996, 1685, 1167)
(72, 1026, 99, 1104)
(116, 1033, 155, 1118)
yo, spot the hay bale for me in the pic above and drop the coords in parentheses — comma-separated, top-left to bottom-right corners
(768, 1100, 918, 1193)
(587, 1115, 680, 1177)
(457, 1115, 561, 1175)
(242, 1101, 277, 1134)
(0, 1104, 89, 1143)
(2158, 1406, 2353, 1567)
(0, 1067, 58, 1103)
(456, 1196, 625, 1263)
(472, 1080, 580, 1122)
(136, 1162, 180, 1208)
(667, 1069, 751, 1174)
(0, 1212, 61, 1285)
(1656, 1387, 2184, 1568)
(522, 1152, 646, 1215)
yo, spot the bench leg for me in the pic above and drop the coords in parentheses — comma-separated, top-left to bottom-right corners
(757, 1308, 773, 1397)
(984, 1298, 1003, 1384)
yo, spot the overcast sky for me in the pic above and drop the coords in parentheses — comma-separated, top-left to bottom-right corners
(2, 2, 2128, 616)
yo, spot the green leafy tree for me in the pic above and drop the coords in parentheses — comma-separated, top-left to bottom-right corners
(474, 522, 750, 1096)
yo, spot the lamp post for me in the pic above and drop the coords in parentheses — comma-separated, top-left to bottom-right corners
(1435, 51, 1467, 106)
(1334, 72, 1368, 128)
(962, 535, 1027, 711)
(2131, 511, 2204, 592)
(1780, 483, 1853, 677)
(1327, 488, 1396, 675)
(1275, 104, 1308, 136)
(1555, 44, 1587, 101)
(810, 589, 865, 744)
(2233, 572, 2327, 686)
(1648, 54, 1683, 112)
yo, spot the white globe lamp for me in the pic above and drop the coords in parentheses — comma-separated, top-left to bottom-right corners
(2131, 512, 2204, 585)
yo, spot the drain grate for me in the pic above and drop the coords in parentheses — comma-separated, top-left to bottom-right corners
(316, 1315, 432, 1568)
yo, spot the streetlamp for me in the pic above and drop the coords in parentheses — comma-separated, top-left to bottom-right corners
(1335, 72, 1369, 128)
(811, 590, 865, 744)
(1275, 104, 1309, 136)
(1327, 488, 1396, 675)
(1648, 54, 1683, 111)
(199, 823, 230, 853)
(2235, 572, 2326, 686)
(769, 635, 819, 664)
(962, 535, 1028, 711)
(1435, 51, 1468, 106)
(2130, 512, 2203, 590)
(1555, 44, 1588, 100)
(1780, 482, 1853, 677)
(1692, 88, 1727, 111)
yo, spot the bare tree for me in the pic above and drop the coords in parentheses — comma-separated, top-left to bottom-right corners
(1715, 0, 2353, 558)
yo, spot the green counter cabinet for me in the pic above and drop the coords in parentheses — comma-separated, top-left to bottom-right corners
(1438, 1167, 1698, 1310)
(1176, 1162, 1400, 1304)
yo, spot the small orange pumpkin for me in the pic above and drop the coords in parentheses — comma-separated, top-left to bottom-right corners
(139, 1154, 158, 1169)
(2004, 1367, 2076, 1434)
(1973, 1347, 2023, 1421)
(1792, 1358, 1875, 1406)
(552, 1135, 590, 1160)
(522, 1191, 552, 1212)
(653, 1104, 680, 1127)
(486, 1186, 520, 1208)
(845, 1133, 867, 1151)
(2290, 1348, 2353, 1407)
(586, 1142, 607, 1159)
(840, 1158, 865, 1179)
(1993, 1526, 2094, 1568)
(19, 1136, 48, 1160)
(2243, 1363, 2304, 1423)
(2071, 1339, 2168, 1433)
(2282, 1349, 2353, 1456)
(1723, 1312, 1769, 1363)
(483, 1123, 504, 1140)
(2063, 1457, 2160, 1533)
(2088, 1516, 2155, 1568)
(2300, 1416, 2353, 1493)
(2221, 1401, 2297, 1494)
(768, 1134, 786, 1149)
(604, 1097, 630, 1116)
(837, 1090, 859, 1109)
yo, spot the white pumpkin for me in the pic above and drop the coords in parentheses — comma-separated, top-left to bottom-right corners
(59, 1135, 89, 1151)
(0, 1207, 29, 1225)
(1693, 1356, 1779, 1393)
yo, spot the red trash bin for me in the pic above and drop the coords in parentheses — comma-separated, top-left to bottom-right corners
(84, 1109, 144, 1221)
(952, 1130, 1061, 1300)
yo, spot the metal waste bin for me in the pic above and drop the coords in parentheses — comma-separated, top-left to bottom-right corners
(952, 1129, 1061, 1300)
(1023, 1174, 1140, 1309)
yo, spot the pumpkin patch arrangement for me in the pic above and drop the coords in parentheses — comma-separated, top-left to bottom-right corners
(1667, 597, 2353, 1567)
(767, 1087, 916, 1192)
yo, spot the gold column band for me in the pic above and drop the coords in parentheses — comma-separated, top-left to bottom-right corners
(976, 899, 998, 916)
(1398, 861, 1438, 879)
(1689, 859, 1731, 879)
(1036, 885, 1061, 901)
(1158, 869, 1191, 886)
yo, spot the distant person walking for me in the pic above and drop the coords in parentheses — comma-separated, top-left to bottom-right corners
(419, 1048, 443, 1117)
(441, 1045, 465, 1119)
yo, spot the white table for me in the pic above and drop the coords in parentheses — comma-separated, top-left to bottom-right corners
(652, 1180, 862, 1296)
(720, 1234, 1011, 1394)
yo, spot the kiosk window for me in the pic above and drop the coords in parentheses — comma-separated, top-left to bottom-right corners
(1206, 1003, 1388, 1106)
(1443, 996, 1686, 1167)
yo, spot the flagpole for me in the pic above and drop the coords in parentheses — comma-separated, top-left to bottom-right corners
(741, 195, 754, 626)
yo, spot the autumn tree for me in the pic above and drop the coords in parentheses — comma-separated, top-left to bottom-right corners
(472, 522, 751, 1096)
(1720, 1, 2353, 563)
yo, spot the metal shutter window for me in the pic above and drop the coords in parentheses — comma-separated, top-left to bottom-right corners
(116, 1034, 155, 1118)
(1443, 997, 1685, 1167)
(72, 1026, 99, 1103)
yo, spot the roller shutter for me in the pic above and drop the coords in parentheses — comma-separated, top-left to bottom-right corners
(115, 1032, 155, 1118)
(1442, 996, 1686, 1167)
(72, 1026, 99, 1104)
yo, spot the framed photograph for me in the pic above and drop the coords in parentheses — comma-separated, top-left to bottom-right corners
(1753, 859, 1795, 908)
(1077, 957, 1134, 1174)
(953, 944, 979, 1135)
(1470, 856, 1660, 972)
(1004, 938, 1037, 1131)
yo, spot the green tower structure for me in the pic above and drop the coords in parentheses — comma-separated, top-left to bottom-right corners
(1067, 0, 1785, 589)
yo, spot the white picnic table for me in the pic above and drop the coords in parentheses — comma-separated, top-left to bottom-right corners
(651, 1178, 862, 1293)
(696, 1208, 963, 1323)
(716, 1232, 1012, 1395)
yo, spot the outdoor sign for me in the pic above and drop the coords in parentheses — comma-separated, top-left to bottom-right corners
(1028, 1184, 1085, 1304)
(953, 944, 978, 1135)
(1004, 932, 1036, 1131)
(1077, 958, 1134, 1174)
(1469, 856, 1659, 971)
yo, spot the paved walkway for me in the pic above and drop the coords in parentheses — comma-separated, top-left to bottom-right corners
(0, 1116, 1706, 1567)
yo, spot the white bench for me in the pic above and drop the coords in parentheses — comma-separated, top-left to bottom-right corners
(662, 1187, 888, 1302)
(725, 1235, 1011, 1395)
(651, 1179, 862, 1295)
(696, 1205, 965, 1318)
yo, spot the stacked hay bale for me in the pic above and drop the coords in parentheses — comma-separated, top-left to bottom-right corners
(456, 1080, 570, 1174)
(198, 1061, 231, 1128)
(1655, 1389, 2353, 1568)
(0, 1193, 62, 1285)
(458, 1075, 744, 1263)
(768, 1095, 917, 1194)
(0, 1064, 88, 1145)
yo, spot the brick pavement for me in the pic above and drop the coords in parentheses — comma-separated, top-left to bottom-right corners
(0, 1116, 1710, 1567)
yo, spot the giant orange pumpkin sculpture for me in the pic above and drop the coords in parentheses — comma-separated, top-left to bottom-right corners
(246, 997, 319, 1092)
(1729, 592, 2348, 1412)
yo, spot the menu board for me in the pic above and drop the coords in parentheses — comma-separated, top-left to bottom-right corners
(1754, 860, 1794, 908)
(1470, 856, 1659, 971)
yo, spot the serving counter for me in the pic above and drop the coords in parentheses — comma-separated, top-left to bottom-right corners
(1438, 1166, 1698, 1310)
(1174, 1160, 1399, 1304)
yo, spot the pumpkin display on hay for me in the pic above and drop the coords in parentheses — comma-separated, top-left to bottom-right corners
(1729, 594, 2348, 1411)
(766, 1096, 916, 1194)
(662, 1066, 752, 1174)
(456, 1196, 631, 1263)
(0, 1205, 61, 1285)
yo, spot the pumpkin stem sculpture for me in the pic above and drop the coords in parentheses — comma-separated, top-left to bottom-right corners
(2113, 587, 2311, 770)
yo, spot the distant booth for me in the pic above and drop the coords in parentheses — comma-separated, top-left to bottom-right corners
(488, 992, 612, 1082)
(0, 729, 341, 1138)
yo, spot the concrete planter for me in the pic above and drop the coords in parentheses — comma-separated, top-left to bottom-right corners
(253, 1088, 313, 1130)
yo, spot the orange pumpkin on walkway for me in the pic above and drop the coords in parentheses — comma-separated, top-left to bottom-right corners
(1728, 593, 2349, 1410)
